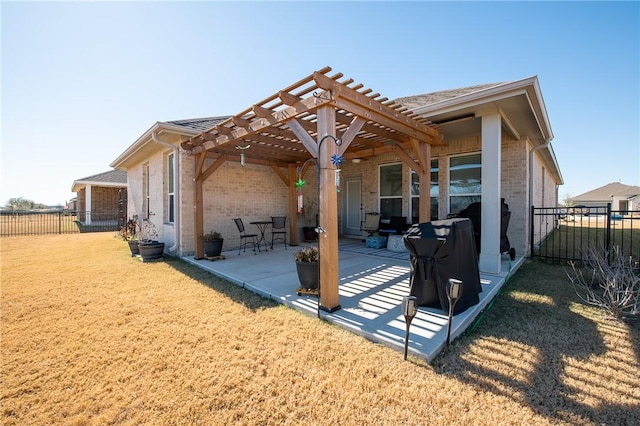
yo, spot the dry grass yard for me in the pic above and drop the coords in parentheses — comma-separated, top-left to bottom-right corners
(1, 233, 638, 425)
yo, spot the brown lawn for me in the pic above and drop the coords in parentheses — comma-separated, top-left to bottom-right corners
(1, 233, 638, 425)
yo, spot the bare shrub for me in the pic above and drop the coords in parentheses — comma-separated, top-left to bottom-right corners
(567, 246, 640, 319)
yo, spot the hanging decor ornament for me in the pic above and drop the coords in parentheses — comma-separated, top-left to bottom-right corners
(331, 154, 344, 166)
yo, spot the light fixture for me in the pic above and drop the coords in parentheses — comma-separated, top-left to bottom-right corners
(401, 295, 418, 360)
(446, 278, 463, 345)
(236, 144, 251, 167)
(351, 158, 362, 164)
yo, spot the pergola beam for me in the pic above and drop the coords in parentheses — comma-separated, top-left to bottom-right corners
(184, 67, 442, 310)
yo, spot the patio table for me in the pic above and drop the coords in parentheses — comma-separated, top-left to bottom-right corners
(250, 220, 272, 252)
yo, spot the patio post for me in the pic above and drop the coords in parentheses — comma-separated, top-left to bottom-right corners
(316, 105, 340, 312)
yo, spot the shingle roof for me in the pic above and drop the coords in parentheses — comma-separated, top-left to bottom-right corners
(393, 82, 506, 110)
(163, 116, 230, 133)
(573, 182, 640, 202)
(76, 169, 127, 184)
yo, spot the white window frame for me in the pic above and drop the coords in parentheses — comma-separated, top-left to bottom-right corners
(167, 153, 175, 223)
(378, 162, 403, 219)
(143, 163, 150, 219)
(410, 158, 439, 222)
(448, 152, 482, 215)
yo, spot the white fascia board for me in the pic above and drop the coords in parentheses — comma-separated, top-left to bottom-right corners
(411, 76, 554, 142)
(71, 180, 127, 193)
(110, 122, 199, 169)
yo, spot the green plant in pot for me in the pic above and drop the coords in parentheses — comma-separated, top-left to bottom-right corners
(294, 246, 319, 290)
(202, 230, 224, 257)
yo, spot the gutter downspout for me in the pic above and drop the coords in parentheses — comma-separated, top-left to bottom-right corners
(529, 138, 551, 209)
(152, 131, 180, 253)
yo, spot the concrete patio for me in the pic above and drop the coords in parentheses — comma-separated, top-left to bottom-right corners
(182, 238, 525, 363)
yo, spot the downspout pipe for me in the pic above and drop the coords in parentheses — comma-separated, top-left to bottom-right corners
(528, 138, 551, 257)
(529, 138, 551, 209)
(152, 131, 179, 253)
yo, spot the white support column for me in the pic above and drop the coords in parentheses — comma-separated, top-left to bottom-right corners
(86, 184, 92, 225)
(479, 113, 501, 274)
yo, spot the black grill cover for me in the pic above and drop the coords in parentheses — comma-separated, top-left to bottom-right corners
(403, 218, 482, 315)
(458, 199, 512, 254)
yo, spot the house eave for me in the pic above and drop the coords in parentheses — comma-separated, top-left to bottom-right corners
(411, 76, 554, 142)
(110, 122, 201, 170)
(71, 180, 128, 193)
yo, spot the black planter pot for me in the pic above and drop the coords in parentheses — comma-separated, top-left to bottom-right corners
(127, 240, 140, 257)
(302, 226, 318, 242)
(204, 239, 224, 257)
(296, 260, 319, 290)
(138, 241, 165, 261)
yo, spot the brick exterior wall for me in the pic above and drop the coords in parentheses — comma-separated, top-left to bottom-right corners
(125, 127, 560, 258)
(75, 186, 125, 222)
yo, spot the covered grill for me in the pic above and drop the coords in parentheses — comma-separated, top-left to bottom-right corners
(403, 218, 482, 315)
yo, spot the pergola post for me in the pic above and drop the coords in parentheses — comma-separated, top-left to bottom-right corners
(194, 154, 205, 260)
(416, 141, 432, 223)
(288, 163, 299, 246)
(317, 105, 340, 312)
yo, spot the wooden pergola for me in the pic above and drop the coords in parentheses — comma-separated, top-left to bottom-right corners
(181, 66, 442, 312)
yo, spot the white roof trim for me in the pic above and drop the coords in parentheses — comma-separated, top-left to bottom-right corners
(71, 180, 127, 193)
(411, 76, 554, 142)
(110, 122, 200, 169)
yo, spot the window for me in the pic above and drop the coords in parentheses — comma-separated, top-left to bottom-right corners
(379, 163, 403, 218)
(411, 159, 439, 223)
(449, 153, 481, 214)
(143, 163, 150, 219)
(167, 153, 174, 223)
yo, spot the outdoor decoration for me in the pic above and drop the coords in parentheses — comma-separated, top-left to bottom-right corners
(297, 193, 304, 214)
(295, 176, 306, 214)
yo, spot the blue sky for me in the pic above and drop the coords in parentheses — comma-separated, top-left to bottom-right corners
(2, 1, 639, 206)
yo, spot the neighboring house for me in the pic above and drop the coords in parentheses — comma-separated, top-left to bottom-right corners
(571, 182, 640, 212)
(111, 68, 562, 311)
(71, 170, 128, 224)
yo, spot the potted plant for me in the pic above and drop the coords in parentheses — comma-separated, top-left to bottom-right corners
(294, 246, 319, 290)
(117, 217, 140, 257)
(137, 217, 165, 261)
(202, 230, 224, 257)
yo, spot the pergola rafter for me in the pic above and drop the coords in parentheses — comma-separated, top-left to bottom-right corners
(182, 67, 442, 312)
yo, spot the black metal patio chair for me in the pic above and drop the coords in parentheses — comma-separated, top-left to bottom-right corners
(270, 216, 287, 249)
(233, 218, 257, 255)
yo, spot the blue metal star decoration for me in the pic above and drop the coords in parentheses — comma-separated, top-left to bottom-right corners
(331, 154, 344, 166)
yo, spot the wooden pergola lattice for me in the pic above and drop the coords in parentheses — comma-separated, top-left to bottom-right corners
(181, 66, 442, 312)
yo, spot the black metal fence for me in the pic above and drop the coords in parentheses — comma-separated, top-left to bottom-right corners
(531, 204, 640, 264)
(0, 211, 125, 236)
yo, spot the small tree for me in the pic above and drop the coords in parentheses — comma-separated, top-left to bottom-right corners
(567, 246, 639, 319)
(560, 193, 574, 207)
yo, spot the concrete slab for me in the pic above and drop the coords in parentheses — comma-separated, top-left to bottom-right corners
(182, 241, 524, 363)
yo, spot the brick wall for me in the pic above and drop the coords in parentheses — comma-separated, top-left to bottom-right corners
(124, 129, 559, 259)
(75, 186, 124, 222)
